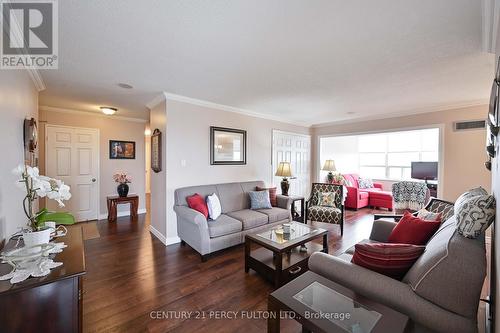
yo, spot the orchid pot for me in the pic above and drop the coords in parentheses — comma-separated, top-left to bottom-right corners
(13, 165, 74, 245)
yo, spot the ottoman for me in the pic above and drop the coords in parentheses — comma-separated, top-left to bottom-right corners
(369, 190, 393, 211)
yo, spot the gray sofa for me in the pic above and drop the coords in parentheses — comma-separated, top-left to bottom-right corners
(309, 199, 486, 333)
(174, 181, 293, 261)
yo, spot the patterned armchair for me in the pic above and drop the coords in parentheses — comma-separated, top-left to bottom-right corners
(305, 183, 344, 235)
(374, 198, 454, 223)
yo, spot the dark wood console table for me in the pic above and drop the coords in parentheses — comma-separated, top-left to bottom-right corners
(0, 226, 86, 333)
(107, 194, 139, 222)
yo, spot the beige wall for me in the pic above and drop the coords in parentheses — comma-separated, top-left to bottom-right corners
(39, 110, 147, 217)
(312, 105, 491, 202)
(0, 71, 38, 244)
(158, 99, 310, 242)
(149, 100, 167, 239)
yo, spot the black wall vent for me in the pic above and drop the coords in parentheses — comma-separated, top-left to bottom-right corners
(453, 120, 486, 131)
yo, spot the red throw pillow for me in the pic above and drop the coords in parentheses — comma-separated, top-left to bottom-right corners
(256, 186, 277, 207)
(186, 193, 208, 219)
(387, 212, 441, 245)
(351, 243, 425, 280)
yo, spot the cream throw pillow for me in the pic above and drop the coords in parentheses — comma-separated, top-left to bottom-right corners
(206, 193, 222, 220)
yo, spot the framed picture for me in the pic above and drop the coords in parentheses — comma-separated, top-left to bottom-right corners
(151, 129, 162, 173)
(210, 126, 246, 165)
(109, 140, 136, 159)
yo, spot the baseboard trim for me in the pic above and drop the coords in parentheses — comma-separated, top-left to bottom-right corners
(98, 208, 147, 221)
(149, 225, 167, 245)
(166, 236, 181, 246)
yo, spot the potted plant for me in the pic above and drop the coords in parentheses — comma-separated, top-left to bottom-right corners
(113, 172, 132, 197)
(13, 164, 74, 247)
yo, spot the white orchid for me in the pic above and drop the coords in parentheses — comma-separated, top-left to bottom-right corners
(14, 164, 72, 229)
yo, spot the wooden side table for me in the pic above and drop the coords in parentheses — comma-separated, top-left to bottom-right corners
(107, 194, 139, 222)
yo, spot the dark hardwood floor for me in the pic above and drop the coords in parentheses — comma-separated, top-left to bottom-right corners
(81, 204, 489, 333)
(82, 206, 386, 333)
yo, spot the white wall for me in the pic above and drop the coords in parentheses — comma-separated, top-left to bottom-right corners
(39, 109, 147, 218)
(149, 100, 167, 240)
(153, 98, 310, 243)
(0, 71, 38, 244)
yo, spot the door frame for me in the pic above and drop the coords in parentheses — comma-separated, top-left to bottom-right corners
(45, 124, 101, 221)
(271, 129, 312, 196)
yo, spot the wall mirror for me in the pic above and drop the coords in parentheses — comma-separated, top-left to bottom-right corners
(210, 126, 246, 165)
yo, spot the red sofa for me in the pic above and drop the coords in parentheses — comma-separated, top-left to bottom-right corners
(343, 174, 393, 211)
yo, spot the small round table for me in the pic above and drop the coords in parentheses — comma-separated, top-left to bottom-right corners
(106, 194, 139, 222)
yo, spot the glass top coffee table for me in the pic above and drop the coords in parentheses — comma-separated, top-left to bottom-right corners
(245, 222, 328, 287)
(268, 271, 409, 333)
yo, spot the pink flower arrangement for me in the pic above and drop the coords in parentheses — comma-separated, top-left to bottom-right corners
(113, 172, 132, 184)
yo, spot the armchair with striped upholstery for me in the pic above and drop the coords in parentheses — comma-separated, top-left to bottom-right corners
(305, 183, 344, 235)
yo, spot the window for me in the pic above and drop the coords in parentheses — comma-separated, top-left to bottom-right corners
(320, 128, 439, 181)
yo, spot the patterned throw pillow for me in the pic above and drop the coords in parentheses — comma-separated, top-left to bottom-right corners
(456, 194, 496, 239)
(256, 186, 277, 206)
(351, 243, 425, 280)
(249, 190, 272, 210)
(358, 178, 374, 189)
(318, 192, 336, 207)
(454, 187, 488, 212)
(416, 208, 442, 222)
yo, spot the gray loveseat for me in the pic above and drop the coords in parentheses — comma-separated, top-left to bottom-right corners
(309, 199, 486, 333)
(174, 181, 293, 261)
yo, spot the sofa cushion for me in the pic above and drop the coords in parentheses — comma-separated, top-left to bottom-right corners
(318, 191, 336, 207)
(454, 186, 488, 212)
(359, 191, 369, 200)
(308, 205, 342, 224)
(388, 212, 441, 245)
(226, 209, 268, 230)
(174, 184, 218, 206)
(207, 214, 242, 238)
(343, 174, 359, 188)
(257, 207, 290, 223)
(215, 183, 246, 213)
(352, 243, 425, 280)
(358, 178, 374, 189)
(402, 215, 487, 318)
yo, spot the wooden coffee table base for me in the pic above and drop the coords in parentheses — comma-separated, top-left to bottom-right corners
(245, 224, 328, 288)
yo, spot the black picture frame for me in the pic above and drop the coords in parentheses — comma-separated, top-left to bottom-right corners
(151, 129, 162, 173)
(109, 140, 136, 159)
(210, 126, 247, 165)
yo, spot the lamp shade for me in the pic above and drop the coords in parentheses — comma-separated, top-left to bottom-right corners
(275, 162, 292, 177)
(322, 160, 337, 172)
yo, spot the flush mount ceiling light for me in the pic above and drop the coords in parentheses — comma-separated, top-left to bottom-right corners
(100, 107, 117, 115)
(117, 83, 133, 89)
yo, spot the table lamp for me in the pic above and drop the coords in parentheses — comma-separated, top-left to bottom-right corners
(322, 160, 337, 183)
(275, 162, 292, 196)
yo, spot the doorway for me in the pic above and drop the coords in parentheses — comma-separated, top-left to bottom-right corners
(272, 130, 311, 197)
(45, 125, 100, 221)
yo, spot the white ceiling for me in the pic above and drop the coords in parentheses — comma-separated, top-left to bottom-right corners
(39, 0, 495, 125)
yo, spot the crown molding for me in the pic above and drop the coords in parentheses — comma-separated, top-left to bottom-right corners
(482, 0, 500, 53)
(311, 99, 489, 128)
(146, 92, 167, 110)
(26, 68, 46, 91)
(39, 105, 148, 123)
(148, 91, 310, 127)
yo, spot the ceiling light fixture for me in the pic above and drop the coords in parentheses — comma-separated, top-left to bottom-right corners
(100, 107, 117, 115)
(117, 83, 133, 89)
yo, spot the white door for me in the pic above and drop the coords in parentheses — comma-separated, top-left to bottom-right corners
(46, 125, 99, 222)
(272, 130, 311, 197)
